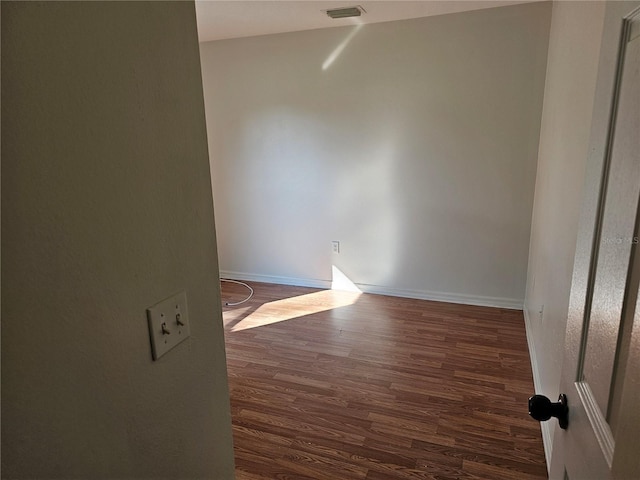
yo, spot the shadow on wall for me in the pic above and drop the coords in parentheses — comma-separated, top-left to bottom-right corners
(333, 138, 403, 288)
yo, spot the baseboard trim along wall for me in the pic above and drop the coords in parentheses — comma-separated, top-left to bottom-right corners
(219, 271, 524, 310)
(220, 271, 333, 290)
(523, 307, 552, 471)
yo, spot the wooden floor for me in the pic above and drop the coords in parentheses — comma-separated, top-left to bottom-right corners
(221, 281, 547, 480)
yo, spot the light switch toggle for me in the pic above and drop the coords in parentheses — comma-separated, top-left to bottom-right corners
(147, 291, 190, 360)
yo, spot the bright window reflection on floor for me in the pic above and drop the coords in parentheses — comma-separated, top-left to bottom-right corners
(225, 267, 361, 332)
(225, 290, 360, 332)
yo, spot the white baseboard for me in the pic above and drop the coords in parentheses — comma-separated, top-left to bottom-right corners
(523, 307, 552, 472)
(355, 283, 523, 310)
(220, 271, 332, 290)
(219, 270, 523, 310)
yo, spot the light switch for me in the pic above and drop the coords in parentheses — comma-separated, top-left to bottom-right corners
(147, 291, 190, 360)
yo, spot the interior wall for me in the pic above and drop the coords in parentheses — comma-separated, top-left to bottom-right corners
(200, 2, 551, 309)
(1, 2, 235, 477)
(523, 0, 607, 465)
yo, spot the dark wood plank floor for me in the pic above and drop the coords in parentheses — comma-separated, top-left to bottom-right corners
(221, 281, 547, 480)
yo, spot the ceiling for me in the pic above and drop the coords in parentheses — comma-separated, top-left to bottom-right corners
(195, 0, 542, 43)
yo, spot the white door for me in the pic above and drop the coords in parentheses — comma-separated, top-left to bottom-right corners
(548, 3, 640, 479)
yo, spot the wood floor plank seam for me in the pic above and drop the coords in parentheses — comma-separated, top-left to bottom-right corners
(223, 282, 546, 479)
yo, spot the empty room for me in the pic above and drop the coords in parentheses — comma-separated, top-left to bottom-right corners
(197, 0, 640, 478)
(201, 1, 550, 478)
(3, 1, 640, 479)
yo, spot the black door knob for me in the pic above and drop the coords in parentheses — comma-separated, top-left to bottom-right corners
(528, 393, 568, 430)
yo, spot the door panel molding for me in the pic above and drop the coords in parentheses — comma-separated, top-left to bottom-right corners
(575, 380, 615, 466)
(576, 6, 640, 383)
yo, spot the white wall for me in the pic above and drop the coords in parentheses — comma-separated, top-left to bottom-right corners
(523, 0, 607, 465)
(1, 2, 235, 477)
(200, 2, 551, 309)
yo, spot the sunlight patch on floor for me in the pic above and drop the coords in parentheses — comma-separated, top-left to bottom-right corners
(228, 289, 361, 332)
(222, 305, 255, 327)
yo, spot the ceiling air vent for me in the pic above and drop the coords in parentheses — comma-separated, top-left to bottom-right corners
(325, 5, 366, 19)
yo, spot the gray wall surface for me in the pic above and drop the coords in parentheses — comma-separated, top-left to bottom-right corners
(200, 2, 552, 308)
(1, 2, 235, 477)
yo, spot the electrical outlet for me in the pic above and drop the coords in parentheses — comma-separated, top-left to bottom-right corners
(332, 241, 340, 254)
(539, 304, 544, 323)
(147, 291, 190, 360)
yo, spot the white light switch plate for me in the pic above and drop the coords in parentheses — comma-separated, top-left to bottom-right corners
(147, 291, 190, 360)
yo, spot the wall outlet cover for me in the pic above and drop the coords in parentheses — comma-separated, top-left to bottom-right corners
(147, 291, 190, 360)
